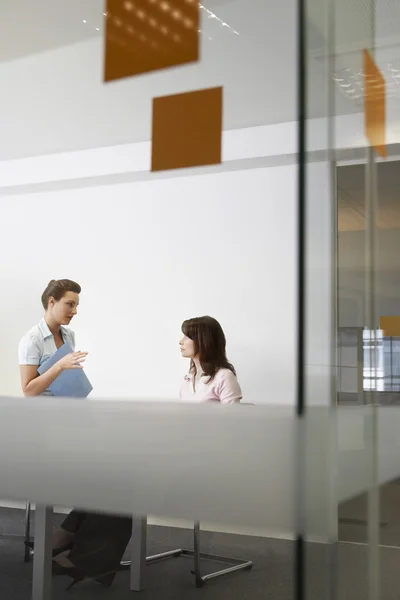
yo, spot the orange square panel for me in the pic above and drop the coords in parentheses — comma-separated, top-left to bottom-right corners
(364, 49, 387, 158)
(105, 0, 200, 82)
(380, 316, 400, 337)
(151, 87, 223, 172)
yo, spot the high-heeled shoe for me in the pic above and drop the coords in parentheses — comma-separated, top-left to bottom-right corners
(24, 540, 73, 557)
(52, 561, 116, 590)
(52, 561, 86, 591)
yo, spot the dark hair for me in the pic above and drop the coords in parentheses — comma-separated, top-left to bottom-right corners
(181, 316, 236, 382)
(41, 279, 81, 309)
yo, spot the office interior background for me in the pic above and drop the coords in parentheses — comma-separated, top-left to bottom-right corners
(0, 0, 400, 599)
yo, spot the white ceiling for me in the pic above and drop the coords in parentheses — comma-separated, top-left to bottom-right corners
(0, 0, 102, 62)
(1, 0, 398, 159)
(0, 0, 228, 62)
(2, 0, 398, 64)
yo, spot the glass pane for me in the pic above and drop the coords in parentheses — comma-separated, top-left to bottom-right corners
(0, 2, 300, 600)
(302, 0, 384, 599)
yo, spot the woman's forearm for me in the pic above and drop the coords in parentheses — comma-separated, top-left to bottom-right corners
(23, 363, 63, 397)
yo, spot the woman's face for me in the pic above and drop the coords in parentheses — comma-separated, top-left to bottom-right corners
(180, 334, 196, 359)
(48, 291, 79, 326)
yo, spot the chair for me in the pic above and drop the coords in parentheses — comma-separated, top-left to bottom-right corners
(0, 501, 32, 562)
(120, 520, 253, 588)
(121, 403, 254, 587)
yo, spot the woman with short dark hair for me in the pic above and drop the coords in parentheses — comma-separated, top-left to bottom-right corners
(19, 280, 132, 590)
(18, 279, 87, 396)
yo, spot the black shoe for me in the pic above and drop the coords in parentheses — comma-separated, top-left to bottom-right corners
(52, 560, 116, 590)
(24, 540, 73, 558)
(52, 562, 86, 591)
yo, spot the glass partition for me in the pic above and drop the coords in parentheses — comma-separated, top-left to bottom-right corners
(301, 0, 386, 599)
(0, 1, 299, 600)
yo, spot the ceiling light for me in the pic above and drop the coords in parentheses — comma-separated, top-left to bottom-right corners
(199, 4, 240, 36)
(333, 62, 400, 104)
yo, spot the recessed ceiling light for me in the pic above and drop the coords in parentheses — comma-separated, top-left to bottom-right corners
(82, 19, 87, 24)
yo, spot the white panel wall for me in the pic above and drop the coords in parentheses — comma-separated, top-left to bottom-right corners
(0, 166, 297, 404)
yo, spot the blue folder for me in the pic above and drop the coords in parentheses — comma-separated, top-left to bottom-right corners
(37, 342, 93, 398)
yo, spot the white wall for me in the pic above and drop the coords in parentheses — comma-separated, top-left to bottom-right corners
(0, 166, 297, 404)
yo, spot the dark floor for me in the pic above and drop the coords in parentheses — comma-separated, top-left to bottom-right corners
(0, 508, 399, 599)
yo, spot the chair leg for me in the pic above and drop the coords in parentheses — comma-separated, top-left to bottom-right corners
(120, 520, 253, 589)
(188, 521, 253, 586)
(24, 502, 32, 562)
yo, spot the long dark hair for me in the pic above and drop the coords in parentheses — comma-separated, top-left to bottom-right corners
(181, 316, 236, 382)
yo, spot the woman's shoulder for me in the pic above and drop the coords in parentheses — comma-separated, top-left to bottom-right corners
(19, 323, 41, 344)
(214, 368, 238, 382)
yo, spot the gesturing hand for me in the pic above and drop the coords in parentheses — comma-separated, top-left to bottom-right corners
(58, 351, 88, 371)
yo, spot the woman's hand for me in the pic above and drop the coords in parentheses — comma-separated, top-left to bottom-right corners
(58, 351, 88, 371)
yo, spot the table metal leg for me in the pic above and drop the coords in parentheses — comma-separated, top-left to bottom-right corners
(24, 502, 32, 562)
(128, 516, 147, 591)
(32, 505, 53, 600)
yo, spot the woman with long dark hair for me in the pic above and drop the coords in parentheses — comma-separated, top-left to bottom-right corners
(19, 280, 132, 590)
(179, 316, 242, 403)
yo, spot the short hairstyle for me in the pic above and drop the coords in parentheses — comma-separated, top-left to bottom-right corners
(41, 279, 81, 309)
